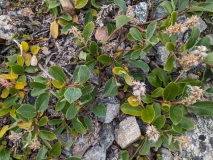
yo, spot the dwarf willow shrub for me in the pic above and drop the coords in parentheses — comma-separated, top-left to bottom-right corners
(1, 0, 213, 159)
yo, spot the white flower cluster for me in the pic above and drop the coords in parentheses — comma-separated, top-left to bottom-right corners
(132, 81, 146, 101)
(8, 131, 22, 141)
(166, 15, 199, 35)
(146, 125, 160, 142)
(181, 46, 208, 67)
(182, 85, 204, 106)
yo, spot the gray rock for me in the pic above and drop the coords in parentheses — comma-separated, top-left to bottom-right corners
(196, 18, 207, 33)
(158, 148, 174, 160)
(156, 46, 170, 65)
(97, 97, 120, 123)
(115, 116, 141, 149)
(152, 0, 164, 5)
(72, 137, 92, 158)
(82, 145, 106, 160)
(178, 115, 213, 160)
(134, 2, 148, 23)
(206, 34, 213, 45)
(100, 124, 114, 150)
(90, 71, 99, 85)
(187, 73, 199, 80)
(155, 5, 167, 19)
(57, 131, 73, 146)
(0, 15, 16, 40)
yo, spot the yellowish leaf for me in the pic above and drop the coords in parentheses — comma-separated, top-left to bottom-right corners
(1, 88, 9, 98)
(31, 46, 40, 55)
(91, 9, 97, 17)
(17, 55, 25, 66)
(3, 72, 18, 80)
(128, 95, 140, 107)
(21, 41, 29, 52)
(17, 121, 32, 130)
(15, 82, 27, 90)
(50, 20, 58, 39)
(72, 14, 78, 23)
(52, 80, 64, 89)
(75, 0, 88, 9)
(10, 107, 16, 117)
(31, 55, 38, 66)
(19, 91, 25, 99)
(23, 53, 32, 66)
(0, 125, 9, 138)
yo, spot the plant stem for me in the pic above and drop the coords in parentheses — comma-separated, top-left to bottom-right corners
(174, 68, 188, 83)
(130, 138, 146, 160)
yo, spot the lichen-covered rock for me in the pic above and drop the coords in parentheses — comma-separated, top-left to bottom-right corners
(197, 18, 207, 33)
(156, 46, 170, 65)
(134, 2, 148, 23)
(158, 148, 174, 160)
(99, 124, 114, 150)
(82, 145, 106, 160)
(0, 15, 16, 40)
(115, 116, 141, 149)
(155, 5, 167, 19)
(97, 97, 120, 123)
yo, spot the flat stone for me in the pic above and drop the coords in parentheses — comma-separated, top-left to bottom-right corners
(59, 0, 75, 15)
(97, 97, 120, 123)
(0, 15, 16, 40)
(155, 5, 167, 19)
(196, 18, 207, 33)
(115, 116, 141, 149)
(156, 46, 170, 65)
(82, 145, 106, 160)
(99, 124, 114, 150)
(134, 2, 148, 23)
(158, 148, 174, 160)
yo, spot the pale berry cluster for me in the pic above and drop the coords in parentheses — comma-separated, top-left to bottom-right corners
(181, 46, 208, 67)
(166, 15, 199, 35)
(8, 131, 22, 141)
(146, 125, 160, 142)
(182, 85, 204, 106)
(132, 81, 146, 101)
(28, 139, 41, 151)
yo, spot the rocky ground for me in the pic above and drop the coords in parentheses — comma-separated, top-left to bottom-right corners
(1, 0, 213, 160)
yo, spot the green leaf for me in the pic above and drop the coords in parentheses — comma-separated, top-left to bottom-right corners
(102, 78, 119, 97)
(75, 0, 88, 9)
(48, 142, 61, 158)
(159, 33, 170, 45)
(3, 96, 18, 108)
(60, 14, 72, 21)
(72, 118, 86, 134)
(188, 101, 213, 116)
(178, 0, 189, 12)
(114, 0, 126, 14)
(161, 1, 173, 15)
(164, 55, 175, 71)
(73, 65, 90, 84)
(153, 103, 161, 119)
(49, 66, 66, 84)
(163, 82, 179, 101)
(184, 27, 200, 50)
(130, 49, 142, 60)
(166, 42, 175, 51)
(11, 65, 24, 75)
(124, 74, 133, 86)
(0, 108, 10, 116)
(129, 28, 142, 42)
(189, 3, 213, 12)
(116, 15, 132, 29)
(38, 116, 48, 126)
(107, 23, 116, 35)
(30, 82, 47, 89)
(130, 60, 149, 72)
(152, 68, 169, 86)
(162, 134, 179, 151)
(84, 11, 93, 25)
(151, 87, 164, 98)
(66, 103, 77, 120)
(92, 104, 106, 117)
(97, 54, 111, 63)
(206, 87, 213, 94)
(80, 95, 92, 105)
(65, 157, 81, 160)
(196, 37, 211, 49)
(121, 150, 129, 160)
(48, 1, 60, 9)
(64, 87, 82, 104)
(83, 21, 95, 43)
(146, 21, 157, 39)
(36, 147, 48, 160)
(204, 52, 213, 65)
(81, 85, 94, 96)
(84, 117, 93, 132)
(16, 104, 36, 119)
(139, 137, 150, 155)
(152, 115, 166, 130)
(91, 0, 101, 8)
(120, 103, 142, 116)
(180, 116, 194, 130)
(0, 149, 10, 160)
(89, 41, 99, 55)
(38, 130, 56, 141)
(148, 73, 162, 88)
(36, 92, 50, 112)
(141, 105, 155, 124)
(171, 11, 178, 25)
(169, 106, 183, 125)
(49, 119, 63, 125)
(55, 99, 67, 111)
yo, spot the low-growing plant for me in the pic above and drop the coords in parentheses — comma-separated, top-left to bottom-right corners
(1, 0, 213, 159)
